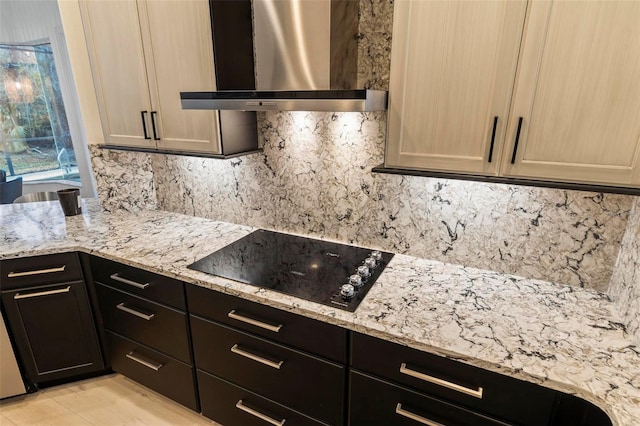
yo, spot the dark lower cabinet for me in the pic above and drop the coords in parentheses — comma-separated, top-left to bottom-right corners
(351, 332, 556, 426)
(190, 314, 345, 425)
(350, 371, 510, 426)
(1, 276, 104, 384)
(89, 255, 198, 411)
(198, 369, 328, 426)
(551, 394, 613, 426)
(105, 331, 198, 411)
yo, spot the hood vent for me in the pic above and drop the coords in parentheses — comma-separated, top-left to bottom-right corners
(181, 90, 388, 112)
(181, 0, 387, 112)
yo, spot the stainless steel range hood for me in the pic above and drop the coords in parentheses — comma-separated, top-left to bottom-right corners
(181, 0, 388, 112)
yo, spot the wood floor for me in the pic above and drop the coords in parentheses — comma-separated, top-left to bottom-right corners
(0, 374, 219, 426)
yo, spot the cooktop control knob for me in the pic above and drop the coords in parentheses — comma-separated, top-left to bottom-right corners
(371, 250, 382, 261)
(340, 284, 355, 300)
(364, 257, 377, 269)
(357, 265, 371, 278)
(349, 274, 364, 288)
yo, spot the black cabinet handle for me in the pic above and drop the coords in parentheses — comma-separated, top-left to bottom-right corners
(150, 111, 160, 140)
(141, 111, 151, 140)
(488, 116, 498, 163)
(510, 117, 523, 164)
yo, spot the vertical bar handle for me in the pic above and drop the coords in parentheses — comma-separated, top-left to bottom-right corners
(395, 403, 444, 426)
(141, 111, 151, 140)
(150, 111, 160, 140)
(487, 116, 498, 163)
(510, 117, 523, 164)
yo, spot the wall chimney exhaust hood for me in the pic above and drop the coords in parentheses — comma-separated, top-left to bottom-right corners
(181, 0, 388, 112)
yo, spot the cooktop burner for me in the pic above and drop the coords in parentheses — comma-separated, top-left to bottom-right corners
(187, 229, 394, 312)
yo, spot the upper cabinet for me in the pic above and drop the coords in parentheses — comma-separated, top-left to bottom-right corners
(79, 0, 222, 154)
(386, 0, 640, 189)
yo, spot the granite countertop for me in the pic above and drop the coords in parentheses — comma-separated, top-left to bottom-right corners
(2, 199, 639, 425)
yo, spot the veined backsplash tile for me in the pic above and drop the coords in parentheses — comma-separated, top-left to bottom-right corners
(357, 0, 393, 90)
(89, 145, 157, 213)
(609, 198, 640, 343)
(88, 0, 634, 294)
(150, 111, 632, 291)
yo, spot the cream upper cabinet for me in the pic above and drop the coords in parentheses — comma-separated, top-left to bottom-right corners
(385, 0, 528, 175)
(501, 0, 640, 186)
(386, 0, 640, 188)
(80, 0, 221, 153)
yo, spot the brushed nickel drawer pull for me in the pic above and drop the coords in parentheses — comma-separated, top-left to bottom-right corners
(14, 286, 71, 300)
(395, 403, 444, 426)
(400, 363, 483, 399)
(228, 310, 283, 332)
(110, 273, 150, 289)
(116, 303, 155, 321)
(125, 351, 163, 371)
(8, 265, 66, 278)
(235, 400, 286, 426)
(230, 344, 284, 370)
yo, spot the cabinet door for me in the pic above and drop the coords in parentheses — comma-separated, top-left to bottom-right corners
(139, 0, 222, 153)
(80, 0, 155, 149)
(385, 0, 527, 175)
(502, 0, 640, 187)
(1, 281, 104, 384)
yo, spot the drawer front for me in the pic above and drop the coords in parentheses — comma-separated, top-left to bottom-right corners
(187, 284, 347, 363)
(198, 369, 328, 426)
(96, 283, 191, 364)
(350, 371, 510, 426)
(191, 315, 345, 425)
(1, 253, 83, 290)
(90, 256, 185, 309)
(105, 331, 198, 411)
(351, 333, 556, 426)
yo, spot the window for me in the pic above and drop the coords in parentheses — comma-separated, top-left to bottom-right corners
(0, 42, 79, 182)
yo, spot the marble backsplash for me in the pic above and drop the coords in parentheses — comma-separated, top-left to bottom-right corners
(145, 111, 632, 292)
(89, 146, 157, 213)
(609, 198, 640, 343)
(87, 0, 635, 294)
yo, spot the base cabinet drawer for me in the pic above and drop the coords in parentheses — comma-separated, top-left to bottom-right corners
(350, 371, 510, 426)
(96, 283, 191, 363)
(351, 333, 555, 426)
(191, 315, 345, 425)
(1, 252, 83, 289)
(198, 369, 328, 426)
(187, 284, 347, 363)
(105, 331, 198, 411)
(90, 256, 185, 309)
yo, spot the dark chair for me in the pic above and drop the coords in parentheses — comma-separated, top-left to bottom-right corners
(0, 177, 23, 204)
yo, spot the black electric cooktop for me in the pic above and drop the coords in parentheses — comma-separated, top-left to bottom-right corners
(187, 229, 394, 312)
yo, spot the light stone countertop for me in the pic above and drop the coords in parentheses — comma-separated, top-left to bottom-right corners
(1, 199, 639, 425)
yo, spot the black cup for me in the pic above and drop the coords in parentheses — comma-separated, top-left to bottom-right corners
(57, 189, 81, 216)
